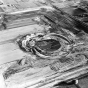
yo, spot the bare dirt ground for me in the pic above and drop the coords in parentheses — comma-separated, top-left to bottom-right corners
(0, 24, 44, 65)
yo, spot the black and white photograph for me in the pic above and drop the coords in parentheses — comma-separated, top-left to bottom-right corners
(0, 0, 88, 88)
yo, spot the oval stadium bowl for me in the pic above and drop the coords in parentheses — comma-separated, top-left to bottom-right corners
(0, 1, 88, 88)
